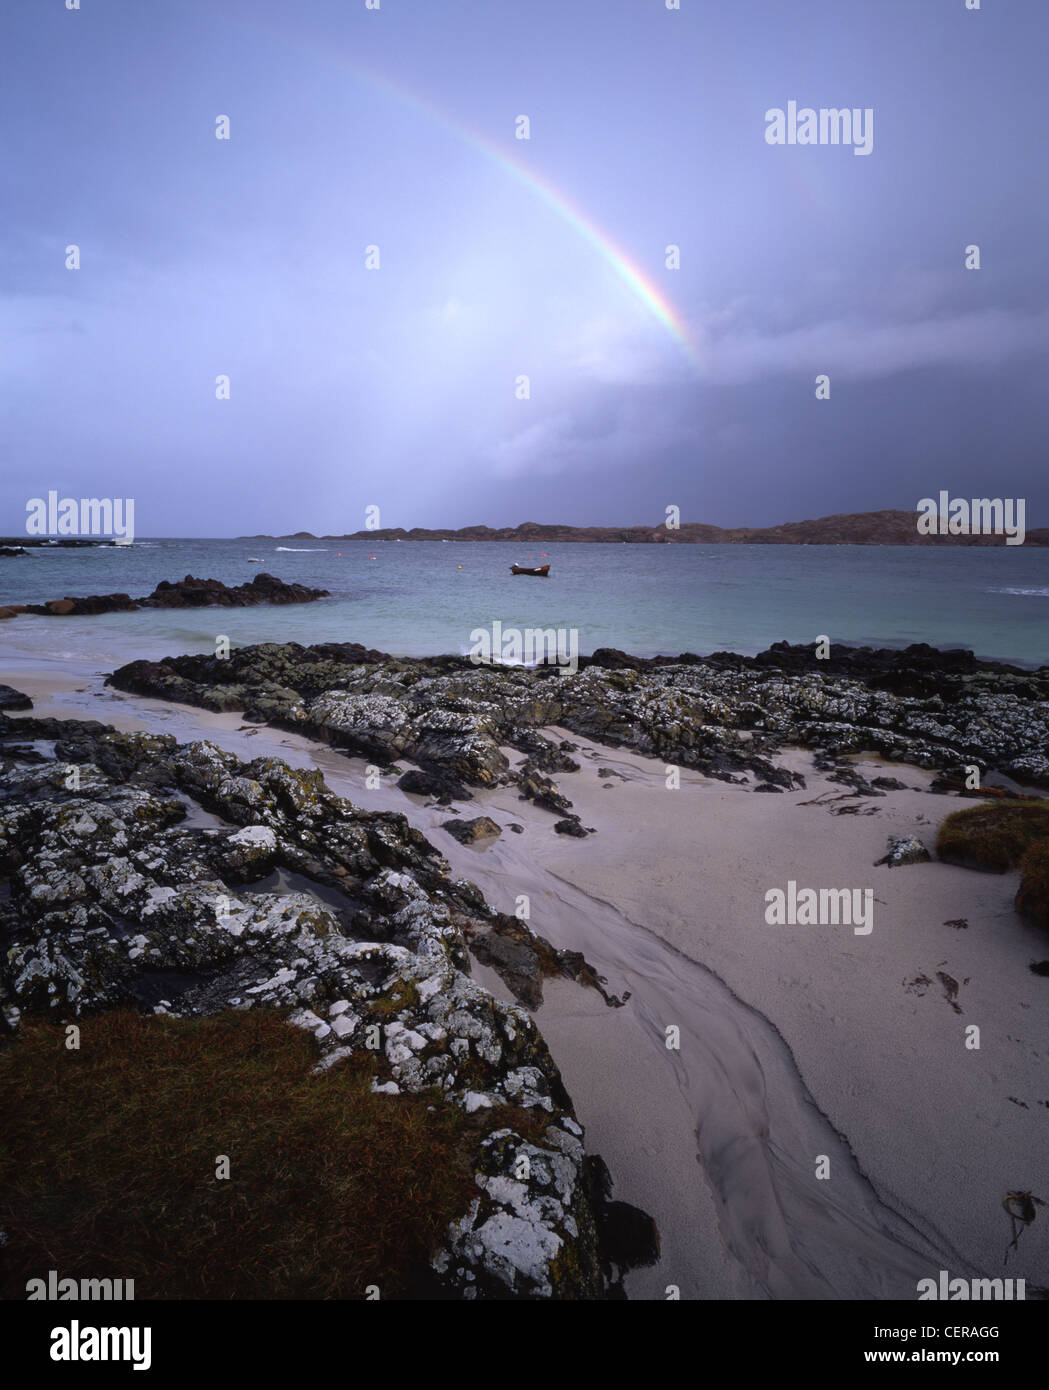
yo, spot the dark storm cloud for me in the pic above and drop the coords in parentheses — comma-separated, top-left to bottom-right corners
(1, 0, 1046, 535)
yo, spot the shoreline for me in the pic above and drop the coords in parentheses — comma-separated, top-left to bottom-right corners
(2, 634, 1048, 672)
(4, 661, 1047, 1297)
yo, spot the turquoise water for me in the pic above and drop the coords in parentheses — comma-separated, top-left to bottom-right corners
(1, 538, 1048, 671)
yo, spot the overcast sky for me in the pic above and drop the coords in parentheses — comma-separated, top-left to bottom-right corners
(2, 0, 1046, 536)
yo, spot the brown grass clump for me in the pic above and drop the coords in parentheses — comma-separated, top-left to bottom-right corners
(0, 1009, 485, 1300)
(1016, 842, 1049, 932)
(936, 801, 1049, 872)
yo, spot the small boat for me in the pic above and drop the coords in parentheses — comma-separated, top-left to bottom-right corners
(510, 563, 550, 576)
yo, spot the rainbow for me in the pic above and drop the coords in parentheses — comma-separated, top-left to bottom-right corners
(249, 23, 704, 368)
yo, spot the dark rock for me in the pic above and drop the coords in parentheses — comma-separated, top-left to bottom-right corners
(0, 686, 32, 711)
(584, 1155, 661, 1294)
(26, 593, 138, 617)
(826, 766, 885, 796)
(0, 743, 49, 764)
(586, 647, 648, 672)
(598, 1201, 662, 1273)
(140, 573, 329, 609)
(553, 949, 627, 1007)
(441, 815, 501, 845)
(516, 759, 574, 815)
(24, 574, 329, 619)
(748, 758, 799, 790)
(554, 818, 588, 837)
(469, 931, 541, 1008)
(398, 768, 472, 801)
(509, 729, 580, 773)
(0, 537, 104, 549)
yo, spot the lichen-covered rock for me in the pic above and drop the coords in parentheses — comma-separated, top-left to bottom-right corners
(106, 640, 1049, 827)
(433, 1122, 603, 1299)
(875, 835, 933, 868)
(0, 714, 634, 1298)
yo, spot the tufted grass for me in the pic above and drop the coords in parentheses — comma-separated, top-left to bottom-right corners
(936, 801, 1049, 872)
(0, 1008, 493, 1300)
(1017, 842, 1049, 932)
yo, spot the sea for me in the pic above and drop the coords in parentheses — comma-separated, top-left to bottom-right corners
(1, 538, 1048, 675)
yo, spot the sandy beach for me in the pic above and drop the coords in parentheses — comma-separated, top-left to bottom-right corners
(9, 665, 1045, 1299)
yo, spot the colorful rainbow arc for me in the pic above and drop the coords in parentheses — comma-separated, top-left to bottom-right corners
(255, 24, 704, 369)
(370, 68, 703, 365)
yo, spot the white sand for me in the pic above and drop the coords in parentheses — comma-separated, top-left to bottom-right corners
(514, 735, 1049, 1298)
(5, 670, 1047, 1299)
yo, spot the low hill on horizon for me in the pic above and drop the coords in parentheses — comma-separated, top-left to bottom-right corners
(239, 509, 1048, 546)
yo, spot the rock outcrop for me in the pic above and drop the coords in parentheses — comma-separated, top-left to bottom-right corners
(21, 573, 329, 617)
(442, 815, 502, 845)
(0, 714, 646, 1298)
(0, 686, 32, 711)
(107, 640, 1049, 823)
(875, 835, 933, 868)
(140, 572, 329, 609)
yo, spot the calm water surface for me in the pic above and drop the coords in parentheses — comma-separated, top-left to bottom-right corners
(1, 539, 1047, 672)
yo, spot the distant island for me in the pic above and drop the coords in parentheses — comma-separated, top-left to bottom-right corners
(240, 509, 1049, 546)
